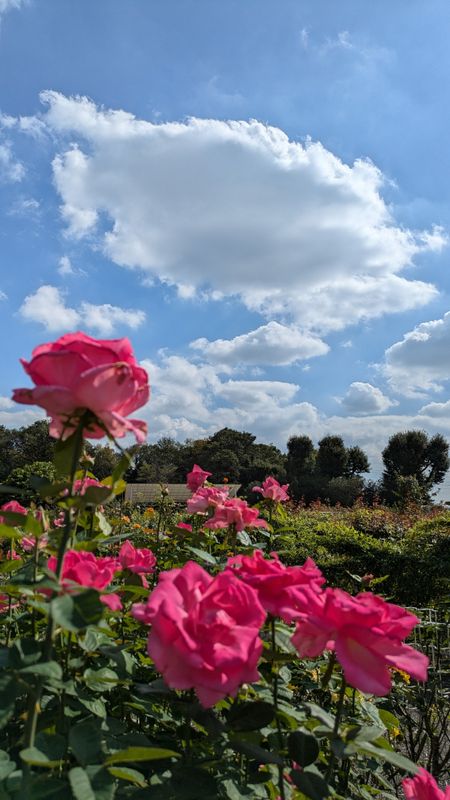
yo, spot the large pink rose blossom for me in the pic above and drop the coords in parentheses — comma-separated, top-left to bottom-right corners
(13, 332, 149, 443)
(186, 486, 229, 514)
(119, 540, 156, 587)
(0, 501, 27, 525)
(254, 477, 289, 502)
(186, 464, 212, 492)
(403, 768, 450, 800)
(205, 498, 268, 532)
(227, 550, 325, 623)
(291, 588, 429, 695)
(48, 550, 121, 610)
(132, 561, 266, 707)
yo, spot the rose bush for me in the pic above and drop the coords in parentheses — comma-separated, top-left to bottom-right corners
(0, 332, 439, 800)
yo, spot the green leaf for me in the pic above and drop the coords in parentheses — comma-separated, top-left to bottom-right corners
(51, 590, 104, 631)
(303, 703, 334, 729)
(79, 486, 113, 506)
(17, 777, 68, 798)
(185, 546, 217, 565)
(111, 453, 132, 483)
(54, 432, 82, 478)
(227, 701, 275, 731)
(290, 770, 330, 799)
(378, 709, 401, 731)
(20, 661, 62, 681)
(68, 767, 96, 800)
(69, 720, 103, 766)
(288, 730, 320, 767)
(20, 746, 62, 768)
(108, 766, 147, 787)
(84, 667, 119, 692)
(230, 740, 283, 765)
(355, 741, 418, 773)
(77, 696, 107, 718)
(34, 733, 66, 763)
(105, 747, 180, 764)
(236, 531, 252, 546)
(0, 750, 15, 781)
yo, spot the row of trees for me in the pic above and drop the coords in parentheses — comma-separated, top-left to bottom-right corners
(0, 421, 448, 507)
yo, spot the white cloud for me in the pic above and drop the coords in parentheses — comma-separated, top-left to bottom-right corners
(0, 139, 24, 182)
(39, 91, 444, 334)
(384, 311, 450, 395)
(340, 381, 396, 415)
(139, 351, 450, 483)
(80, 302, 145, 335)
(57, 256, 75, 276)
(19, 285, 80, 331)
(418, 399, 450, 418)
(190, 321, 328, 366)
(18, 284, 146, 335)
(0, 0, 25, 15)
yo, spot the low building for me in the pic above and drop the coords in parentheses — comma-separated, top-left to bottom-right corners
(124, 483, 241, 504)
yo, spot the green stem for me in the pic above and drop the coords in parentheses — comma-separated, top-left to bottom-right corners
(271, 617, 286, 800)
(22, 424, 84, 782)
(325, 675, 347, 784)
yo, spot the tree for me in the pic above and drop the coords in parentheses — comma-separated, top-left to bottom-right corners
(346, 446, 370, 477)
(381, 430, 449, 505)
(14, 421, 55, 467)
(286, 436, 317, 502)
(92, 445, 120, 480)
(317, 436, 348, 480)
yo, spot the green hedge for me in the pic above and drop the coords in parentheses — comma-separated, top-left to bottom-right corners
(277, 513, 450, 606)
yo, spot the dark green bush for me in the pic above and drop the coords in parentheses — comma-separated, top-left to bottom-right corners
(277, 511, 450, 605)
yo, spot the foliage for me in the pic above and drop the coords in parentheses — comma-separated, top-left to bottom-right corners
(381, 430, 450, 505)
(0, 436, 438, 799)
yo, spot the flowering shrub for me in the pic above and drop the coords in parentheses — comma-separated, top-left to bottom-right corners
(0, 332, 440, 799)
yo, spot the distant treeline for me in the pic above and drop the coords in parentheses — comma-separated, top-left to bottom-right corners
(0, 421, 448, 508)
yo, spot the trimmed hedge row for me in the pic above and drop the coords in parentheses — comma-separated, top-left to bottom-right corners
(278, 511, 450, 606)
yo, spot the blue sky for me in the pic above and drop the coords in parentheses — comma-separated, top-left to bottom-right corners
(2, 0, 450, 483)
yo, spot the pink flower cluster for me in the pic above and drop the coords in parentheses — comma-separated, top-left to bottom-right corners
(254, 476, 289, 502)
(403, 769, 450, 800)
(133, 548, 428, 707)
(186, 475, 267, 532)
(13, 332, 149, 443)
(47, 540, 156, 610)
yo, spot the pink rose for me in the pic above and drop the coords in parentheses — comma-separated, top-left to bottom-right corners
(403, 769, 450, 800)
(205, 498, 268, 532)
(48, 550, 121, 609)
(186, 464, 212, 492)
(73, 477, 105, 495)
(132, 561, 266, 707)
(254, 477, 289, 502)
(186, 486, 229, 514)
(118, 540, 156, 587)
(291, 588, 429, 695)
(176, 522, 193, 532)
(227, 550, 325, 622)
(13, 332, 149, 443)
(21, 534, 49, 553)
(0, 500, 27, 525)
